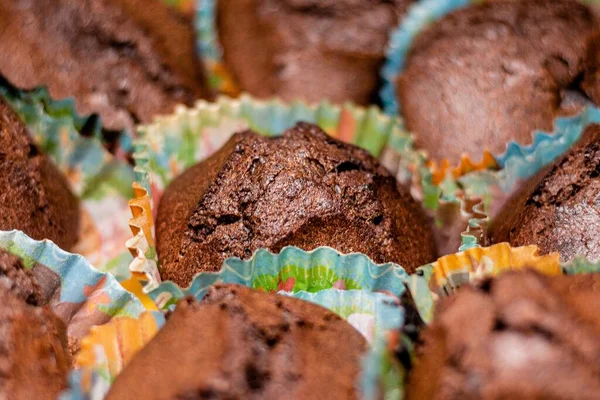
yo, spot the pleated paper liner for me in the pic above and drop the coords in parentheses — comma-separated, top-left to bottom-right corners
(0, 85, 137, 280)
(0, 230, 149, 357)
(129, 94, 460, 291)
(562, 257, 600, 275)
(65, 288, 408, 399)
(195, 0, 241, 95)
(146, 246, 411, 309)
(410, 243, 562, 322)
(381, 0, 600, 186)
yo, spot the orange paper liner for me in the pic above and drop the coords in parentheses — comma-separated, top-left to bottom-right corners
(428, 151, 499, 186)
(76, 311, 162, 380)
(429, 243, 561, 298)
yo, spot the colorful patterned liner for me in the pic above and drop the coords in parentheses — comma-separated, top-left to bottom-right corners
(65, 288, 406, 400)
(411, 243, 562, 322)
(0, 230, 146, 342)
(129, 95, 454, 290)
(1, 86, 137, 280)
(146, 246, 412, 309)
(381, 0, 600, 183)
(195, 0, 240, 95)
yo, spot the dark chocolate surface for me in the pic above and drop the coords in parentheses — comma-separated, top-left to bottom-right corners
(397, 0, 599, 163)
(107, 284, 367, 400)
(157, 123, 436, 286)
(489, 124, 600, 263)
(407, 270, 600, 400)
(0, 97, 80, 250)
(218, 0, 413, 105)
(0, 0, 211, 134)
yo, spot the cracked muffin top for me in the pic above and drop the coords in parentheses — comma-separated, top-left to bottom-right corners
(0, 0, 212, 134)
(489, 124, 600, 263)
(217, 0, 413, 105)
(397, 0, 600, 163)
(0, 97, 80, 250)
(156, 122, 436, 286)
(106, 284, 367, 400)
(407, 270, 600, 400)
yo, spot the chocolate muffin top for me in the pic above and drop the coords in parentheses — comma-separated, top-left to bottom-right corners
(0, 286, 71, 400)
(157, 123, 436, 286)
(397, 0, 599, 163)
(218, 0, 413, 105)
(0, 0, 211, 134)
(0, 248, 42, 306)
(489, 124, 600, 263)
(407, 270, 600, 400)
(0, 97, 80, 250)
(106, 284, 367, 400)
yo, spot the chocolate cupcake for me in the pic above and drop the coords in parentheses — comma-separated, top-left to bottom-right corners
(0, 0, 211, 135)
(396, 0, 600, 163)
(0, 279, 71, 399)
(217, 0, 413, 105)
(106, 284, 367, 400)
(156, 122, 436, 286)
(407, 270, 600, 400)
(0, 97, 80, 250)
(488, 124, 600, 263)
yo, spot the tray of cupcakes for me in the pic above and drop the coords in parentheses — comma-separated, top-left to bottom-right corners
(0, 0, 599, 399)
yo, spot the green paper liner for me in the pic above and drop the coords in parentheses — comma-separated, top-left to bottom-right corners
(0, 86, 136, 280)
(129, 94, 478, 291)
(147, 246, 412, 309)
(562, 257, 600, 275)
(63, 288, 409, 399)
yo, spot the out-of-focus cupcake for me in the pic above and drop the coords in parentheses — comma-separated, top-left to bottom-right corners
(105, 284, 368, 400)
(156, 122, 436, 286)
(407, 270, 600, 399)
(214, 0, 414, 104)
(0, 0, 212, 138)
(0, 248, 71, 400)
(488, 124, 600, 263)
(0, 96, 79, 250)
(393, 0, 599, 163)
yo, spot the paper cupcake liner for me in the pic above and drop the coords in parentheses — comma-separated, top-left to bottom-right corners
(0, 230, 146, 344)
(381, 0, 600, 180)
(130, 95, 455, 289)
(147, 246, 412, 309)
(63, 288, 408, 400)
(195, 0, 240, 95)
(410, 243, 561, 322)
(1, 86, 137, 280)
(562, 257, 600, 275)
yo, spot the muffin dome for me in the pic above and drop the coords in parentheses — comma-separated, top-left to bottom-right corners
(0, 281, 71, 400)
(156, 123, 436, 286)
(407, 270, 600, 400)
(106, 284, 367, 400)
(0, 0, 212, 134)
(397, 0, 599, 163)
(0, 97, 80, 250)
(489, 124, 600, 263)
(217, 0, 413, 105)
